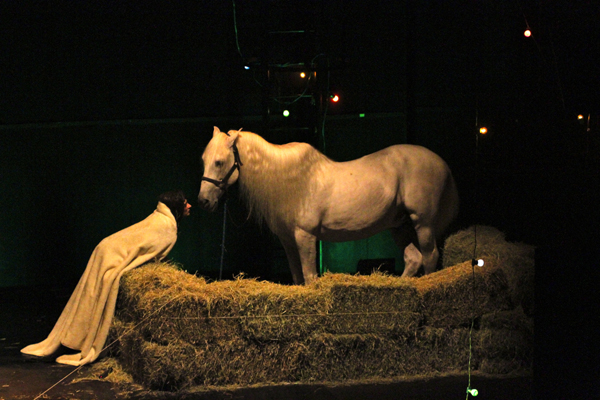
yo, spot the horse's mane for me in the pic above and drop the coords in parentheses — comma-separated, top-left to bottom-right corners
(234, 131, 331, 233)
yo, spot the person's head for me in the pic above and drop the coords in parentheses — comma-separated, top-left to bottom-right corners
(158, 190, 191, 222)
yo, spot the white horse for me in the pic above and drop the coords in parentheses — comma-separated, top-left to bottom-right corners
(199, 127, 459, 285)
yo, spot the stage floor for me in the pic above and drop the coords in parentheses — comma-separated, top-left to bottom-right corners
(0, 286, 533, 400)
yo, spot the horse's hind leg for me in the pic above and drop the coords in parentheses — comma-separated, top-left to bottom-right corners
(415, 226, 439, 275)
(391, 223, 439, 277)
(402, 243, 423, 277)
(390, 225, 422, 277)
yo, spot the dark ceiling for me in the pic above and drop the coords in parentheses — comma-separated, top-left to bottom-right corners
(1, 0, 597, 125)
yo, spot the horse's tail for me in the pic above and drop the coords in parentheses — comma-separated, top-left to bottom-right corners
(435, 170, 460, 238)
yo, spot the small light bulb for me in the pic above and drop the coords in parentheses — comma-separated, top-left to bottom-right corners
(524, 29, 531, 37)
(300, 72, 306, 78)
(479, 127, 487, 134)
(471, 259, 484, 267)
(283, 110, 290, 117)
(467, 388, 479, 396)
(578, 114, 584, 120)
(331, 94, 339, 103)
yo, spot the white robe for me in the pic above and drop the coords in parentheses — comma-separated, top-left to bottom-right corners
(21, 201, 178, 366)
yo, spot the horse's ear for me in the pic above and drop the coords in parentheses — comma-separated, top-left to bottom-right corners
(226, 130, 239, 148)
(213, 126, 221, 137)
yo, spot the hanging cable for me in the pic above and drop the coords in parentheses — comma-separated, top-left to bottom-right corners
(466, 249, 478, 399)
(232, 0, 244, 63)
(316, 54, 330, 275)
(520, 7, 567, 112)
(315, 53, 330, 156)
(465, 102, 481, 399)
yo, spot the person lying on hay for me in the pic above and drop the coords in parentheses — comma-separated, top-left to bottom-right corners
(21, 190, 191, 366)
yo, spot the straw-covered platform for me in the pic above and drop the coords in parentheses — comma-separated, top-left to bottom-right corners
(108, 226, 534, 391)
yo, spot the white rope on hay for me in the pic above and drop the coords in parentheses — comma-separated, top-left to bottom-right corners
(32, 366, 82, 400)
(172, 310, 410, 320)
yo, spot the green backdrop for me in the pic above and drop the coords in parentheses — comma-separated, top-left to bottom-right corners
(2, 113, 440, 288)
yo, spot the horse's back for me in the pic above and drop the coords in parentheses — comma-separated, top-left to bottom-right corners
(376, 144, 458, 233)
(386, 144, 449, 170)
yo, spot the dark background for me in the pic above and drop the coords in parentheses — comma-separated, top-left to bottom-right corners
(1, 1, 598, 398)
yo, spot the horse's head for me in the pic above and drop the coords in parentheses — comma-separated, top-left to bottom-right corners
(198, 126, 242, 211)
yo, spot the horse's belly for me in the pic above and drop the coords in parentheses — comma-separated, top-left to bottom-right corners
(317, 211, 402, 242)
(311, 180, 403, 242)
(318, 226, 389, 242)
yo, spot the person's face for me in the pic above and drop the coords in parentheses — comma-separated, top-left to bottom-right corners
(183, 200, 192, 217)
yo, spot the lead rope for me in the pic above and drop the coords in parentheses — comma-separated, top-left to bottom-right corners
(219, 198, 228, 281)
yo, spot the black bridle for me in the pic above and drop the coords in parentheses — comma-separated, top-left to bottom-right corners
(201, 143, 243, 190)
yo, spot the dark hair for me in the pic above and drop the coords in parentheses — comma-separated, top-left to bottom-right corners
(158, 190, 187, 222)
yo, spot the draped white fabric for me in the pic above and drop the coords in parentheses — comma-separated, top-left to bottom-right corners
(21, 202, 178, 366)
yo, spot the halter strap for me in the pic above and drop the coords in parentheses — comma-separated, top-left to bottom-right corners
(201, 144, 243, 190)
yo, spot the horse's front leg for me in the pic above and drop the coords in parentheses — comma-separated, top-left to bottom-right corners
(279, 229, 318, 285)
(279, 228, 318, 285)
(279, 235, 305, 285)
(294, 228, 319, 285)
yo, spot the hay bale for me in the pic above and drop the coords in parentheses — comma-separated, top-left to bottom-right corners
(410, 327, 471, 373)
(112, 245, 533, 390)
(120, 332, 202, 390)
(117, 326, 310, 389)
(117, 265, 424, 344)
(303, 333, 410, 380)
(313, 272, 422, 336)
(117, 263, 239, 344)
(442, 225, 535, 315)
(232, 281, 325, 342)
(117, 263, 326, 344)
(474, 328, 533, 374)
(480, 307, 533, 336)
(443, 225, 508, 267)
(413, 259, 513, 327)
(305, 328, 475, 381)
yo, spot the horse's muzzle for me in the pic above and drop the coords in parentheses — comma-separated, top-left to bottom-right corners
(197, 196, 218, 212)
